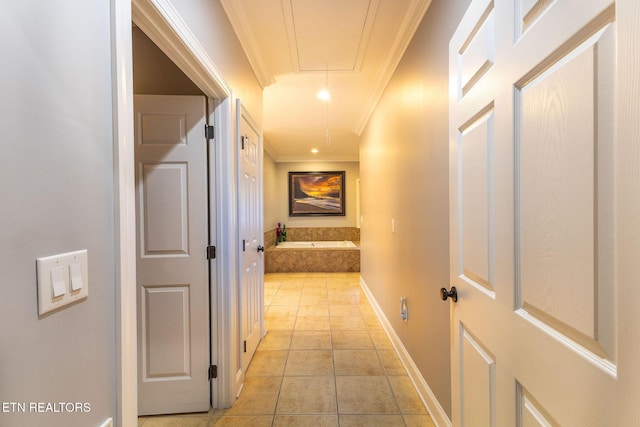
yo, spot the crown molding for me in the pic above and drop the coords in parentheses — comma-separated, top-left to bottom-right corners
(263, 138, 280, 161)
(353, 0, 433, 135)
(220, 0, 275, 88)
(271, 154, 360, 163)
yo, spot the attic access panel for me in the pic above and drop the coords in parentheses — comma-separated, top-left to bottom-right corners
(287, 0, 376, 71)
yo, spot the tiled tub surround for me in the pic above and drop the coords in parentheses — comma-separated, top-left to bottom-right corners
(265, 244, 360, 273)
(265, 228, 278, 249)
(282, 227, 360, 244)
(264, 227, 361, 273)
(265, 227, 360, 248)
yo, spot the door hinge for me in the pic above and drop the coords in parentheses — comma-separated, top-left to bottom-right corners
(241, 135, 246, 150)
(208, 365, 217, 380)
(206, 245, 216, 260)
(242, 239, 246, 252)
(205, 125, 214, 140)
(243, 340, 247, 353)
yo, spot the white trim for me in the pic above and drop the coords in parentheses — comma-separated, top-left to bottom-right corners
(360, 276, 452, 427)
(213, 96, 238, 408)
(262, 138, 279, 163)
(115, 0, 239, 419)
(206, 97, 221, 409)
(219, 0, 274, 88)
(234, 98, 246, 392)
(132, 0, 232, 98)
(111, 0, 137, 426)
(238, 101, 265, 340)
(269, 155, 360, 163)
(234, 98, 266, 394)
(352, 0, 433, 135)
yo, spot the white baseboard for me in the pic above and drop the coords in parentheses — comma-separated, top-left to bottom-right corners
(360, 276, 452, 427)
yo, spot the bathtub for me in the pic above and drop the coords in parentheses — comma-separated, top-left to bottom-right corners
(265, 240, 360, 273)
(275, 240, 356, 249)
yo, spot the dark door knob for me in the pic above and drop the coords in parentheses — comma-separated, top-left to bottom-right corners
(440, 286, 457, 303)
(257, 245, 265, 253)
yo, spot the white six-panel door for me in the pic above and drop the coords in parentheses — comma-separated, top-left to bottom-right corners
(237, 101, 264, 375)
(135, 95, 210, 415)
(449, 0, 624, 425)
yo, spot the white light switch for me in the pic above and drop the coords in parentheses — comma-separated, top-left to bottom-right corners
(50, 266, 66, 298)
(37, 250, 89, 316)
(70, 263, 83, 291)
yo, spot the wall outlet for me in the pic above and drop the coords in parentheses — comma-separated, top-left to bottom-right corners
(99, 417, 113, 427)
(391, 218, 396, 233)
(400, 297, 408, 321)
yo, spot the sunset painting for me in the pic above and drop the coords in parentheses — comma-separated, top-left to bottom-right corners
(288, 171, 345, 216)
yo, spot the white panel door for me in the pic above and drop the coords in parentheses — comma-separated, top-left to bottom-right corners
(135, 95, 210, 415)
(237, 102, 264, 374)
(448, 0, 636, 425)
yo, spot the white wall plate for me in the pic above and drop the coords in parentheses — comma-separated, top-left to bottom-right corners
(36, 250, 88, 316)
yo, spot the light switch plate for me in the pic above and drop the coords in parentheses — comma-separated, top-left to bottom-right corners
(50, 266, 67, 298)
(69, 262, 83, 291)
(36, 250, 88, 316)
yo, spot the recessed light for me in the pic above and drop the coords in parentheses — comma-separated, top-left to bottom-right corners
(311, 148, 319, 154)
(317, 89, 331, 101)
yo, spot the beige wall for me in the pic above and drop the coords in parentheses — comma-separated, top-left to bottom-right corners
(263, 152, 279, 230)
(133, 27, 203, 95)
(359, 0, 471, 417)
(169, 0, 263, 124)
(264, 161, 360, 230)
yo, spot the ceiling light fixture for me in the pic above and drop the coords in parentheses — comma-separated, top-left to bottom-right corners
(317, 89, 331, 101)
(311, 148, 319, 154)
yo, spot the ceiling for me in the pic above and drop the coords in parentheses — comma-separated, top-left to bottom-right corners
(220, 0, 432, 162)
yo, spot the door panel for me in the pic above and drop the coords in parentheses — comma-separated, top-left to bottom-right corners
(143, 286, 191, 378)
(517, 383, 558, 427)
(450, 0, 620, 425)
(237, 102, 264, 374)
(135, 95, 210, 415)
(516, 24, 616, 357)
(141, 163, 189, 254)
(459, 107, 494, 294)
(457, 4, 494, 98)
(460, 326, 495, 427)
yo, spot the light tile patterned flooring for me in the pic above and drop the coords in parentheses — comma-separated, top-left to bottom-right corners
(139, 272, 435, 427)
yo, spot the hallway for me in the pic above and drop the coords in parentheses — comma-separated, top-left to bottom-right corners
(138, 273, 435, 426)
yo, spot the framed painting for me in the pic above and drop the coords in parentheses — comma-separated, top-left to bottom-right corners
(288, 171, 345, 216)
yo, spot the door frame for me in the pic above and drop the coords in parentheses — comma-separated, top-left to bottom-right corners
(111, 0, 237, 424)
(235, 99, 265, 385)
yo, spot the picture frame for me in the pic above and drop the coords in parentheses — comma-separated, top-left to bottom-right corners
(288, 171, 346, 216)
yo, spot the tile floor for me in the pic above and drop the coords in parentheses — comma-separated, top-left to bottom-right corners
(138, 272, 435, 427)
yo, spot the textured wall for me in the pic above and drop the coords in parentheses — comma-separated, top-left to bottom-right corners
(0, 1, 116, 426)
(263, 152, 279, 231)
(359, 0, 471, 417)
